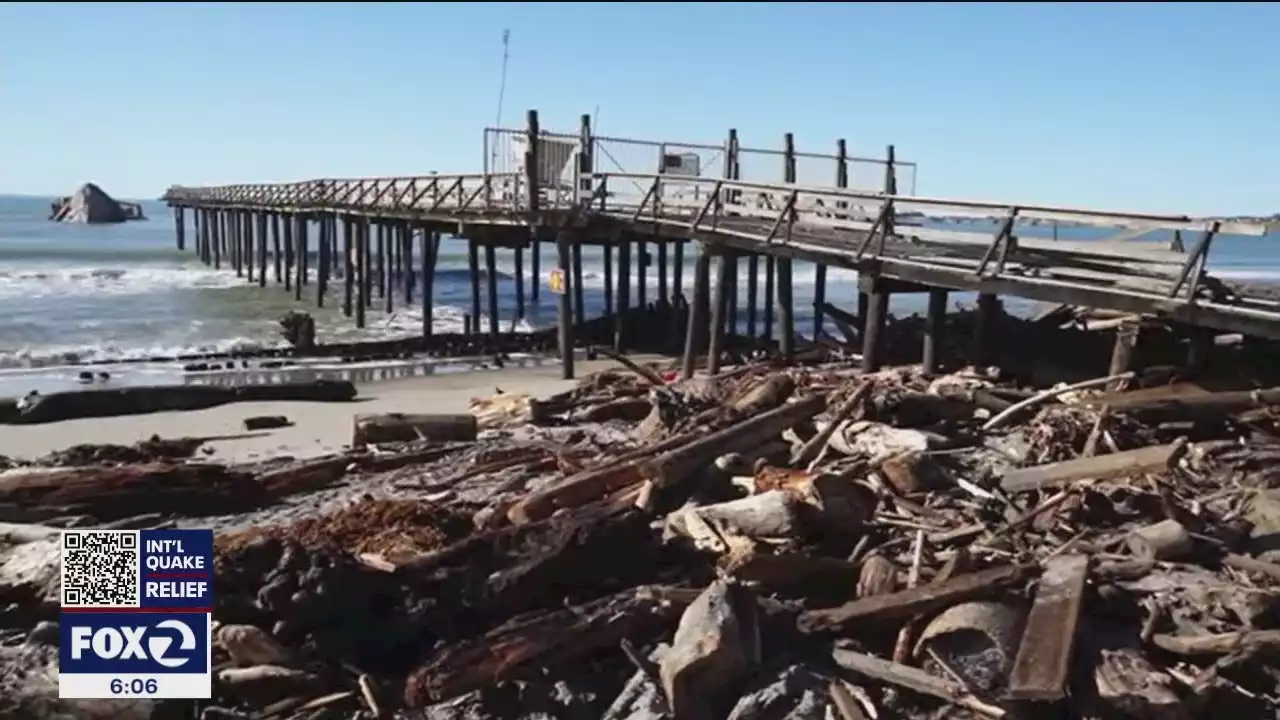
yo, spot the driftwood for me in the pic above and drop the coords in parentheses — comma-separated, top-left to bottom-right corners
(5, 380, 356, 425)
(403, 585, 692, 707)
(352, 413, 478, 446)
(0, 463, 266, 522)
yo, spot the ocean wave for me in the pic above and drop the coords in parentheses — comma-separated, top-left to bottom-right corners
(0, 304, 537, 370)
(0, 263, 250, 300)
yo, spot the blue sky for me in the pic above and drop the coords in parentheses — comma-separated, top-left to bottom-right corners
(1, 2, 1276, 215)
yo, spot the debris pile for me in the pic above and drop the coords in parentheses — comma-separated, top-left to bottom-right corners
(6, 332, 1280, 719)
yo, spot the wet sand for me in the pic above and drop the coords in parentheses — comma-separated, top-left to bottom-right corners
(0, 357, 664, 463)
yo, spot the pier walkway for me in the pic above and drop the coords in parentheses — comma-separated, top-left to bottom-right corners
(163, 111, 1279, 380)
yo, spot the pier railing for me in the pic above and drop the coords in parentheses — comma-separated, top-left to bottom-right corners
(163, 172, 546, 214)
(588, 171, 1270, 306)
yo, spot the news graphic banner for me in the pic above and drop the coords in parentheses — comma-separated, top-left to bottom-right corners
(58, 529, 214, 699)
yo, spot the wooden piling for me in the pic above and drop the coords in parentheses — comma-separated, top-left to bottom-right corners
(861, 278, 888, 372)
(486, 243, 499, 336)
(556, 231, 575, 380)
(468, 240, 482, 335)
(316, 215, 329, 307)
(681, 244, 712, 380)
(922, 289, 948, 375)
(514, 245, 525, 320)
(294, 215, 307, 299)
(402, 222, 414, 305)
(257, 213, 268, 288)
(571, 241, 585, 327)
(356, 218, 368, 328)
(174, 208, 186, 251)
(615, 236, 631, 353)
(815, 139, 847, 339)
(422, 230, 439, 337)
(708, 249, 731, 374)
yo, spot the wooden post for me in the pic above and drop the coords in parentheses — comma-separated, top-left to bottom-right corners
(341, 218, 353, 316)
(778, 132, 797, 362)
(602, 241, 614, 318)
(363, 219, 374, 308)
(671, 240, 685, 346)
(486, 243, 499, 336)
(556, 231, 575, 379)
(468, 240, 482, 335)
(708, 249, 731, 374)
(257, 213, 268, 288)
(214, 211, 223, 270)
(657, 240, 669, 310)
(232, 211, 243, 277)
(383, 223, 395, 314)
(316, 215, 329, 307)
(861, 277, 888, 372)
(402, 221, 414, 305)
(815, 140, 847, 339)
(294, 215, 307, 298)
(525, 110, 540, 214)
(746, 254, 758, 340)
(356, 218, 368, 328)
(514, 245, 526, 320)
(681, 244, 712, 380)
(1108, 320, 1141, 390)
(423, 230, 439, 337)
(922, 289, 948, 376)
(271, 214, 281, 283)
(244, 212, 254, 283)
(530, 233, 541, 305)
(615, 235, 631, 352)
(571, 241, 585, 326)
(283, 214, 293, 291)
(763, 256, 774, 343)
(174, 207, 186, 251)
(973, 293, 999, 366)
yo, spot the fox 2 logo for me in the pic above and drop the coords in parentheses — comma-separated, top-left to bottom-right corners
(60, 613, 210, 674)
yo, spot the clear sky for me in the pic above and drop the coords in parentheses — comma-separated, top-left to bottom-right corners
(1, 2, 1276, 215)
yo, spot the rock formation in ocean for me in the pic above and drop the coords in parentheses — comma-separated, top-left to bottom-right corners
(48, 183, 145, 224)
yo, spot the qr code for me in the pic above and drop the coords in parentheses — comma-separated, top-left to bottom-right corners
(61, 530, 140, 608)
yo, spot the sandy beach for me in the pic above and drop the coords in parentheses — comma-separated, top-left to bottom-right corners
(0, 357, 663, 462)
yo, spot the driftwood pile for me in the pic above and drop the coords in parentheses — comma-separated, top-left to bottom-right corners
(6, 344, 1280, 719)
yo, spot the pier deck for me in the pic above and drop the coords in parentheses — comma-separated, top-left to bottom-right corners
(162, 111, 1279, 380)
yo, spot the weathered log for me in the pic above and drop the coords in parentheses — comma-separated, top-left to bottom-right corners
(403, 585, 693, 707)
(352, 413, 478, 446)
(0, 463, 266, 521)
(6, 380, 356, 425)
(798, 564, 1037, 634)
(1090, 385, 1280, 417)
(243, 415, 291, 431)
(998, 440, 1188, 494)
(670, 491, 802, 541)
(642, 396, 826, 491)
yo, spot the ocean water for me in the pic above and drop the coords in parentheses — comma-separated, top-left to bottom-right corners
(1, 193, 1278, 396)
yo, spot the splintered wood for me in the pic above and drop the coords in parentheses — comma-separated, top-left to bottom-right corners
(9, 336, 1280, 720)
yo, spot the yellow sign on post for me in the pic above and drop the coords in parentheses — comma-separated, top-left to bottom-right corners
(549, 269, 566, 295)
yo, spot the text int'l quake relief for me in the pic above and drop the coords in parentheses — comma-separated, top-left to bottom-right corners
(58, 528, 215, 700)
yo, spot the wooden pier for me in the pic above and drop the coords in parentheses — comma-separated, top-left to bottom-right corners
(163, 111, 1280, 380)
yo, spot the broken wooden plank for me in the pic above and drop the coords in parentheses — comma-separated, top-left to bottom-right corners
(797, 564, 1037, 635)
(999, 440, 1188, 494)
(831, 646, 1005, 718)
(1006, 554, 1090, 701)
